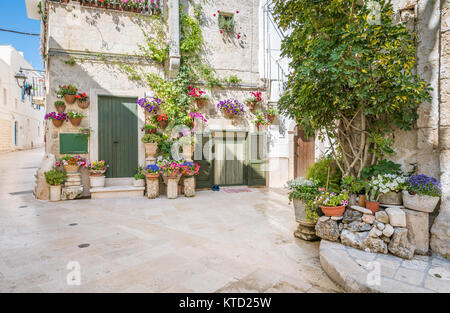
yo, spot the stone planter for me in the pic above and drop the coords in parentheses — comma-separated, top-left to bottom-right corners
(293, 198, 307, 222)
(166, 174, 179, 199)
(77, 101, 89, 109)
(320, 205, 345, 217)
(379, 191, 403, 205)
(89, 175, 105, 188)
(183, 176, 196, 197)
(182, 145, 194, 162)
(69, 117, 82, 127)
(133, 179, 146, 187)
(52, 119, 64, 127)
(294, 220, 318, 241)
(146, 173, 160, 199)
(63, 164, 80, 173)
(49, 185, 62, 202)
(365, 200, 380, 214)
(402, 191, 440, 213)
(64, 94, 76, 104)
(144, 143, 158, 160)
(55, 105, 66, 113)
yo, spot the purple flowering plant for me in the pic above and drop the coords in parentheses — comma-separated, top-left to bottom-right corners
(137, 97, 164, 114)
(217, 99, 245, 116)
(314, 190, 349, 207)
(45, 112, 67, 121)
(406, 174, 441, 197)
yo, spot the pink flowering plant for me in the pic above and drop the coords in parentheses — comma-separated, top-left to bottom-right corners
(188, 86, 208, 100)
(181, 162, 200, 177)
(189, 111, 208, 123)
(217, 99, 245, 116)
(158, 160, 182, 177)
(45, 112, 67, 121)
(88, 160, 109, 175)
(55, 155, 87, 167)
(314, 191, 349, 207)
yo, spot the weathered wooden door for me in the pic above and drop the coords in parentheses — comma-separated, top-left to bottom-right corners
(195, 132, 214, 188)
(98, 96, 138, 178)
(294, 126, 315, 178)
(214, 132, 247, 186)
(247, 132, 267, 186)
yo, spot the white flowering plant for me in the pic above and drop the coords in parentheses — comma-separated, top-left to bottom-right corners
(365, 174, 407, 201)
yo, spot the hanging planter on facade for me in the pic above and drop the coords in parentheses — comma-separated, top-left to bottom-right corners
(45, 112, 67, 128)
(75, 93, 89, 109)
(67, 111, 84, 127)
(54, 100, 66, 113)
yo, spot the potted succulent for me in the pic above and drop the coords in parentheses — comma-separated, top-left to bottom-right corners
(188, 86, 209, 108)
(142, 121, 157, 134)
(266, 106, 278, 123)
(145, 164, 160, 199)
(142, 133, 161, 161)
(157, 113, 169, 129)
(56, 84, 78, 104)
(88, 160, 109, 188)
(56, 155, 87, 173)
(365, 178, 382, 213)
(402, 174, 442, 213)
(253, 110, 269, 131)
(67, 111, 84, 126)
(315, 190, 349, 217)
(217, 99, 245, 118)
(54, 100, 66, 113)
(45, 167, 67, 202)
(45, 112, 67, 127)
(133, 166, 146, 187)
(341, 176, 365, 206)
(75, 92, 89, 109)
(245, 91, 262, 110)
(181, 162, 200, 197)
(137, 97, 163, 115)
(377, 174, 408, 205)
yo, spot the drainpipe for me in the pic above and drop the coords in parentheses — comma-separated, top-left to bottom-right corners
(168, 0, 180, 79)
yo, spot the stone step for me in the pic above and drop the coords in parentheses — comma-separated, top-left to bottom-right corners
(90, 185, 145, 199)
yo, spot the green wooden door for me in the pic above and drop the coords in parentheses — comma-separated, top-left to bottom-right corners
(98, 96, 138, 178)
(215, 132, 247, 186)
(247, 132, 267, 186)
(195, 133, 214, 188)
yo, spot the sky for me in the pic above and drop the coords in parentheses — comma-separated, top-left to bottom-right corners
(0, 0, 42, 70)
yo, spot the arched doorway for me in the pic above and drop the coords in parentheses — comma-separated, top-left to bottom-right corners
(294, 126, 315, 178)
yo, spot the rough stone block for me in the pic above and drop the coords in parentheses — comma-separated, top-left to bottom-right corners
(375, 211, 390, 224)
(369, 227, 383, 238)
(344, 221, 372, 232)
(385, 207, 407, 227)
(340, 229, 369, 250)
(383, 224, 395, 237)
(376, 222, 385, 231)
(350, 205, 373, 215)
(388, 228, 415, 260)
(440, 127, 450, 149)
(362, 214, 375, 224)
(402, 208, 429, 255)
(343, 209, 362, 224)
(315, 218, 340, 242)
(364, 236, 388, 254)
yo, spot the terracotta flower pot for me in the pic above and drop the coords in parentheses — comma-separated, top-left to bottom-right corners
(145, 173, 159, 180)
(63, 164, 80, 173)
(52, 119, 64, 127)
(64, 94, 76, 104)
(77, 101, 90, 109)
(247, 101, 257, 110)
(145, 129, 157, 134)
(320, 205, 346, 217)
(224, 111, 236, 118)
(158, 120, 168, 129)
(268, 114, 276, 123)
(55, 105, 66, 113)
(365, 201, 380, 214)
(195, 98, 207, 108)
(69, 117, 82, 126)
(359, 194, 366, 207)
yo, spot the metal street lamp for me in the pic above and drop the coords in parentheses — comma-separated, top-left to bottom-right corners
(14, 69, 27, 88)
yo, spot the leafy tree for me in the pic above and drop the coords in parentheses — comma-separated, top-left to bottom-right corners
(272, 0, 432, 177)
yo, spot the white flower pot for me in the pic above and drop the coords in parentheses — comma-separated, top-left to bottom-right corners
(402, 190, 440, 213)
(89, 175, 106, 188)
(49, 185, 62, 202)
(133, 179, 145, 187)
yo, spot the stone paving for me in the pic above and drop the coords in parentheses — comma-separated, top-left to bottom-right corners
(0, 148, 342, 293)
(320, 240, 450, 293)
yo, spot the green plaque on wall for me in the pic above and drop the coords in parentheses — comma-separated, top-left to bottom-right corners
(59, 133, 88, 154)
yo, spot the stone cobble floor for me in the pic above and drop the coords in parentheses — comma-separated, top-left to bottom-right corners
(0, 148, 342, 293)
(320, 240, 450, 293)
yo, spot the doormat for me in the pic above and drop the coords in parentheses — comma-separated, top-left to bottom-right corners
(223, 188, 252, 194)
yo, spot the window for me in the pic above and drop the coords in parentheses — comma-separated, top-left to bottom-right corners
(218, 13, 235, 33)
(21, 87, 25, 102)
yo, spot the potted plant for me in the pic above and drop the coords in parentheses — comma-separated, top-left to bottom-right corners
(142, 133, 161, 160)
(245, 91, 262, 110)
(54, 100, 66, 113)
(377, 174, 408, 205)
(142, 121, 158, 134)
(188, 86, 209, 108)
(145, 164, 160, 199)
(341, 176, 364, 206)
(45, 167, 67, 202)
(217, 99, 245, 118)
(189, 111, 208, 129)
(315, 190, 349, 217)
(56, 155, 87, 173)
(286, 178, 321, 221)
(253, 110, 269, 131)
(181, 162, 200, 197)
(67, 111, 84, 126)
(266, 106, 278, 123)
(402, 174, 442, 213)
(88, 160, 109, 188)
(218, 14, 235, 33)
(56, 84, 78, 104)
(75, 92, 89, 109)
(157, 113, 169, 129)
(137, 97, 163, 115)
(134, 166, 146, 187)
(45, 112, 67, 127)
(365, 178, 382, 213)
(159, 160, 182, 199)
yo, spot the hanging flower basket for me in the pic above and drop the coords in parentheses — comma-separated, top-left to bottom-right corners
(64, 95, 76, 104)
(45, 112, 67, 128)
(52, 119, 64, 127)
(157, 114, 169, 129)
(67, 112, 84, 127)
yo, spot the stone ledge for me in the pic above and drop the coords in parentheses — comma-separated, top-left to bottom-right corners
(90, 186, 145, 199)
(319, 240, 450, 293)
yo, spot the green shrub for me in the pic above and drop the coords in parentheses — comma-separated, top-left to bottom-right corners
(360, 160, 402, 180)
(306, 158, 342, 192)
(44, 167, 67, 186)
